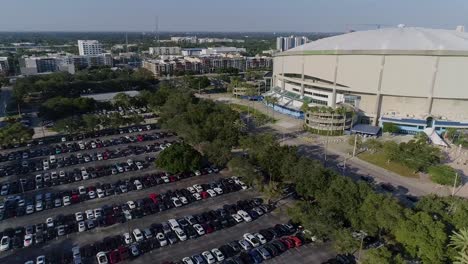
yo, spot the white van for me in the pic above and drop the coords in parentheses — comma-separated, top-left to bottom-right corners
(168, 219, 180, 231)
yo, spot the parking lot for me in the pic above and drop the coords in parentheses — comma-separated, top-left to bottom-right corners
(0, 124, 335, 264)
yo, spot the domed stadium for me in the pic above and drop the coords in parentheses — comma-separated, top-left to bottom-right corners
(266, 25, 468, 135)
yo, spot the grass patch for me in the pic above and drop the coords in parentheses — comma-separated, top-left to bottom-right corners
(230, 103, 276, 125)
(359, 151, 419, 178)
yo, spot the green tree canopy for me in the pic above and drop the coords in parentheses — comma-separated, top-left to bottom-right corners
(155, 143, 203, 174)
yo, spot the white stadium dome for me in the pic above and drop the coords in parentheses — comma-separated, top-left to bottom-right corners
(270, 26, 468, 133)
(286, 26, 468, 54)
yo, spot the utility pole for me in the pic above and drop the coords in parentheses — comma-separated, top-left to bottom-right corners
(352, 133, 358, 157)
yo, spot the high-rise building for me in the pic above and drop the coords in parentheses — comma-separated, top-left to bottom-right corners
(78, 40, 103, 56)
(276, 36, 309, 52)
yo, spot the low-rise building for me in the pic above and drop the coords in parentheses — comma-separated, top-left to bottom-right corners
(0, 57, 9, 74)
(149, 47, 181, 56)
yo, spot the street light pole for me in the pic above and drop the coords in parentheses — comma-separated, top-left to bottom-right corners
(353, 134, 358, 157)
(452, 172, 459, 196)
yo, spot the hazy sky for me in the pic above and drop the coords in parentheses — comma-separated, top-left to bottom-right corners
(1, 0, 468, 32)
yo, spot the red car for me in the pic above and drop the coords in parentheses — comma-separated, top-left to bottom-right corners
(137, 135, 144, 142)
(288, 236, 302, 247)
(119, 246, 129, 260)
(169, 176, 176, 182)
(280, 238, 295, 249)
(108, 249, 120, 264)
(200, 191, 209, 199)
(149, 193, 158, 204)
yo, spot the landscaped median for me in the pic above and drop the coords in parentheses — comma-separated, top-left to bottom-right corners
(354, 134, 460, 186)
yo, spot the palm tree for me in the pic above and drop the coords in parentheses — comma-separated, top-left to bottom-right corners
(450, 228, 468, 264)
(270, 96, 279, 119)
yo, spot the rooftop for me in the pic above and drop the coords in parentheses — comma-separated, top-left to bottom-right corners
(284, 26, 468, 55)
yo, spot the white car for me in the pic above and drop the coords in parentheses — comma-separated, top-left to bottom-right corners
(213, 187, 223, 195)
(182, 257, 194, 264)
(85, 209, 94, 220)
(237, 210, 252, 222)
(94, 208, 103, 218)
(254, 233, 267, 244)
(75, 212, 84, 221)
(88, 191, 96, 199)
(133, 228, 144, 242)
(123, 232, 133, 244)
(186, 187, 196, 194)
(193, 184, 203, 193)
(179, 196, 188, 204)
(26, 205, 34, 214)
(78, 142, 85, 150)
(161, 176, 169, 183)
(171, 197, 182, 207)
(206, 189, 217, 197)
(174, 227, 187, 241)
(36, 255, 46, 264)
(211, 248, 225, 262)
(156, 233, 167, 247)
(194, 170, 201, 176)
(231, 214, 243, 223)
(63, 196, 71, 206)
(0, 236, 9, 251)
(84, 156, 90, 163)
(78, 221, 86, 232)
(243, 233, 260, 247)
(238, 180, 248, 190)
(134, 180, 143, 190)
(192, 193, 201, 200)
(35, 202, 43, 212)
(23, 234, 33, 247)
(46, 217, 54, 228)
(91, 142, 97, 149)
(59, 171, 66, 178)
(97, 153, 103, 160)
(96, 188, 105, 198)
(127, 159, 134, 166)
(78, 186, 86, 195)
(193, 224, 205, 236)
(136, 162, 144, 170)
(201, 251, 216, 264)
(127, 201, 136, 209)
(96, 252, 108, 264)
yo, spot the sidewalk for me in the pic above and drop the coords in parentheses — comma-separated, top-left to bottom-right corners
(200, 93, 468, 198)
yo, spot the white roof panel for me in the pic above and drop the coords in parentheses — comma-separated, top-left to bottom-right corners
(287, 27, 468, 53)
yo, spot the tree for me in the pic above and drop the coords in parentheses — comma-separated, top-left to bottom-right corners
(428, 165, 461, 186)
(202, 140, 232, 167)
(383, 123, 400, 133)
(155, 143, 203, 174)
(53, 116, 84, 134)
(0, 122, 34, 146)
(332, 229, 360, 254)
(363, 247, 404, 264)
(363, 138, 382, 153)
(450, 228, 468, 264)
(82, 114, 101, 132)
(113, 93, 133, 108)
(227, 157, 262, 188)
(394, 211, 448, 264)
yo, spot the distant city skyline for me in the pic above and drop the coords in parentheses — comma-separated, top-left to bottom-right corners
(1, 0, 468, 32)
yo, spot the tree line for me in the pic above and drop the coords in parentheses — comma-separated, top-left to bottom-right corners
(232, 133, 467, 264)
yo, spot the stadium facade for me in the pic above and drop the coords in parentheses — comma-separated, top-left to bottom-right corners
(268, 25, 468, 134)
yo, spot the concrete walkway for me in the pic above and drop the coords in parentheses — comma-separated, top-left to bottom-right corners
(200, 93, 467, 198)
